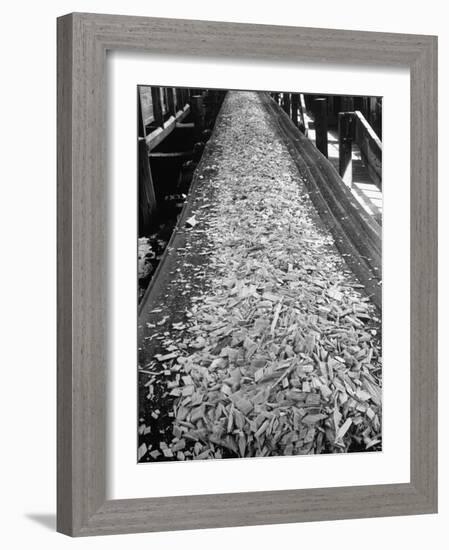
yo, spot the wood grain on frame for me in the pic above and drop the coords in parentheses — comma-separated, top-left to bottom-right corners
(57, 12, 437, 536)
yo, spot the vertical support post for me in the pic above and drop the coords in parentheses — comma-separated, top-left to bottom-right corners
(313, 98, 328, 158)
(371, 97, 381, 137)
(341, 96, 354, 112)
(151, 86, 163, 128)
(376, 97, 382, 138)
(354, 96, 364, 111)
(191, 94, 205, 142)
(138, 87, 146, 139)
(138, 138, 157, 234)
(326, 96, 335, 125)
(299, 94, 308, 136)
(207, 89, 217, 115)
(175, 88, 183, 113)
(282, 93, 291, 118)
(167, 88, 176, 117)
(338, 112, 354, 187)
(369, 97, 377, 123)
(291, 93, 299, 127)
(360, 97, 369, 123)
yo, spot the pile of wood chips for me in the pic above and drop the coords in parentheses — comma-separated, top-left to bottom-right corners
(140, 92, 382, 461)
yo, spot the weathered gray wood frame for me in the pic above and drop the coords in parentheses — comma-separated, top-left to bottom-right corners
(57, 12, 438, 537)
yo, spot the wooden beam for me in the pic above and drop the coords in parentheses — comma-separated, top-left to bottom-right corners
(341, 96, 355, 112)
(353, 110, 382, 189)
(282, 93, 291, 117)
(299, 94, 309, 136)
(138, 88, 146, 139)
(291, 93, 299, 127)
(338, 112, 355, 187)
(139, 138, 157, 233)
(313, 98, 328, 157)
(176, 122, 194, 129)
(151, 87, 163, 128)
(146, 106, 191, 151)
(149, 151, 192, 159)
(166, 88, 176, 117)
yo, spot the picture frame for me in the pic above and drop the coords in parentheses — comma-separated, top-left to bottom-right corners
(57, 12, 438, 536)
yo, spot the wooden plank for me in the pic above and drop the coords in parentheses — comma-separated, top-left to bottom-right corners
(176, 122, 194, 129)
(145, 106, 191, 151)
(291, 93, 299, 127)
(338, 112, 355, 186)
(354, 110, 382, 188)
(149, 151, 192, 159)
(166, 87, 176, 117)
(282, 92, 291, 117)
(175, 88, 183, 112)
(138, 88, 146, 139)
(151, 86, 163, 128)
(139, 86, 155, 127)
(313, 98, 328, 157)
(139, 138, 157, 233)
(341, 96, 355, 111)
(299, 94, 309, 136)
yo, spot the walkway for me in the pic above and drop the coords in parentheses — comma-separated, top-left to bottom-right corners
(306, 117, 382, 221)
(138, 91, 382, 462)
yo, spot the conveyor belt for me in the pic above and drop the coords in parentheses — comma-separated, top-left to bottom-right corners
(260, 93, 381, 309)
(137, 91, 382, 461)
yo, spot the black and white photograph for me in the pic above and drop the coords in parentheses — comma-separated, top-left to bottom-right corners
(2, 0, 442, 543)
(137, 86, 382, 462)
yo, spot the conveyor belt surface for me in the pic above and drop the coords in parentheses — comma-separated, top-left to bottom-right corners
(138, 91, 382, 462)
